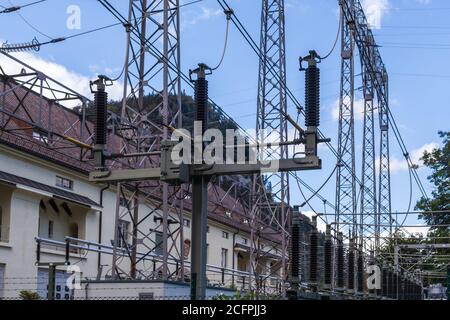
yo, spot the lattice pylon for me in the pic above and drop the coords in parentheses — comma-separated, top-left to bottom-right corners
(252, 0, 290, 294)
(109, 0, 184, 280)
(335, 1, 357, 239)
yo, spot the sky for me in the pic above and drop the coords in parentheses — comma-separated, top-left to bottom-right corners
(0, 0, 449, 236)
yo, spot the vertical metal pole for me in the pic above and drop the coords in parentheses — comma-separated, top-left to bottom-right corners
(48, 264, 56, 300)
(190, 64, 209, 300)
(131, 195, 139, 278)
(161, 0, 170, 281)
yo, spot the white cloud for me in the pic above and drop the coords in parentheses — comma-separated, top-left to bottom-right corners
(331, 98, 365, 122)
(388, 142, 439, 173)
(185, 6, 222, 26)
(362, 0, 390, 29)
(416, 0, 431, 4)
(302, 210, 327, 232)
(0, 52, 124, 108)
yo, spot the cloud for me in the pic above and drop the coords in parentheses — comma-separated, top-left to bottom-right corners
(0, 52, 124, 108)
(184, 6, 222, 26)
(388, 142, 439, 173)
(331, 98, 365, 122)
(416, 0, 431, 4)
(362, 0, 390, 29)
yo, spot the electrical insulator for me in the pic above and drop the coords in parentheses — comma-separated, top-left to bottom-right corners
(190, 63, 211, 133)
(382, 268, 388, 298)
(337, 233, 345, 290)
(357, 249, 364, 294)
(347, 239, 355, 292)
(324, 225, 332, 288)
(309, 229, 318, 287)
(388, 269, 394, 299)
(393, 272, 398, 300)
(95, 87, 108, 147)
(90, 75, 112, 169)
(304, 61, 320, 127)
(300, 50, 321, 128)
(291, 209, 300, 280)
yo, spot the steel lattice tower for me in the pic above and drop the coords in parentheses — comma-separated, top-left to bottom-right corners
(99, 0, 184, 280)
(254, 0, 290, 289)
(335, 1, 357, 239)
(377, 69, 392, 244)
(359, 33, 377, 247)
(341, 0, 393, 253)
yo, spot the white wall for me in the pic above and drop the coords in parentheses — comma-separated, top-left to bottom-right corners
(0, 145, 282, 298)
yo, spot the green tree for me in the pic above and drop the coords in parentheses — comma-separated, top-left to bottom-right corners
(415, 131, 449, 232)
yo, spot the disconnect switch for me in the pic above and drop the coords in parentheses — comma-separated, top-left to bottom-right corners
(160, 139, 190, 185)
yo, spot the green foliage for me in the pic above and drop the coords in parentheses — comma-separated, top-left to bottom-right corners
(213, 290, 281, 300)
(415, 131, 450, 230)
(19, 290, 40, 300)
(379, 132, 449, 285)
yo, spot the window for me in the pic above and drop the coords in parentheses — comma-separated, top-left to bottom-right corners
(206, 226, 210, 233)
(56, 176, 73, 190)
(48, 220, 54, 239)
(241, 237, 248, 245)
(155, 231, 163, 256)
(221, 248, 228, 268)
(225, 211, 232, 218)
(117, 220, 129, 248)
(222, 231, 229, 239)
(183, 218, 190, 228)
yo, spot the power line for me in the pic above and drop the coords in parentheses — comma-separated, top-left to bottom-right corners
(0, 0, 46, 13)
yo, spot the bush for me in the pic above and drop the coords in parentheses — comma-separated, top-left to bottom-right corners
(19, 290, 40, 300)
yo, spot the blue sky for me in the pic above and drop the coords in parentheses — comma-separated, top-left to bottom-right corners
(0, 0, 449, 233)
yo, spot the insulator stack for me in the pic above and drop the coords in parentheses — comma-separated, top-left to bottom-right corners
(393, 272, 398, 300)
(94, 89, 108, 146)
(91, 76, 110, 169)
(347, 242, 355, 292)
(305, 63, 320, 127)
(357, 250, 364, 294)
(388, 270, 393, 299)
(336, 233, 345, 290)
(382, 268, 388, 298)
(406, 279, 412, 300)
(290, 212, 300, 280)
(1, 37, 41, 53)
(194, 77, 208, 131)
(309, 229, 318, 286)
(323, 225, 332, 288)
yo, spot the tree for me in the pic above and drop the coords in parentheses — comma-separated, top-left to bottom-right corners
(415, 131, 450, 285)
(415, 131, 450, 232)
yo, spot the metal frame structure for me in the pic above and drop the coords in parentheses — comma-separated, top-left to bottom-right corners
(335, 0, 357, 241)
(97, 0, 185, 281)
(254, 0, 290, 293)
(341, 0, 393, 247)
(0, 51, 92, 164)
